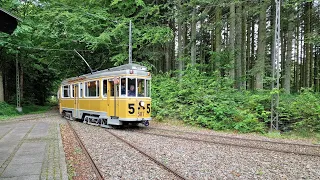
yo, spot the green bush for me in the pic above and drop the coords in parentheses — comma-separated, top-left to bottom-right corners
(279, 90, 320, 133)
(22, 105, 51, 114)
(151, 68, 320, 134)
(152, 67, 267, 133)
(0, 102, 51, 120)
(0, 102, 19, 118)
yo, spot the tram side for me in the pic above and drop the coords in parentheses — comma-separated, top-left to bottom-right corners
(58, 72, 152, 127)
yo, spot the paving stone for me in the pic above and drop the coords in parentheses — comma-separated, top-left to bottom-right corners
(1, 163, 42, 177)
(0, 116, 68, 180)
(0, 126, 12, 139)
(28, 123, 49, 139)
(0, 126, 34, 168)
(15, 142, 46, 156)
(0, 175, 40, 180)
(10, 153, 45, 165)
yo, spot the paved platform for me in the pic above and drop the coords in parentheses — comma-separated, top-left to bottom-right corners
(0, 116, 68, 180)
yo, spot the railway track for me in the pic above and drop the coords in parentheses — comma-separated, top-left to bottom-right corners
(129, 127, 320, 157)
(63, 119, 320, 180)
(66, 120, 104, 180)
(148, 127, 320, 147)
(66, 120, 186, 180)
(106, 129, 187, 180)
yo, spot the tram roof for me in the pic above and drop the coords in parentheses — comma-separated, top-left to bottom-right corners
(62, 63, 150, 84)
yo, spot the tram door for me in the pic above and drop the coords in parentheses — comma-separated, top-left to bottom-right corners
(108, 78, 119, 118)
(73, 84, 79, 118)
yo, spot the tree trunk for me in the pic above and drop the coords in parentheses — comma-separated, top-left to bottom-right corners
(235, 5, 242, 89)
(281, 30, 287, 88)
(170, 18, 176, 71)
(215, 6, 222, 74)
(254, 2, 267, 89)
(300, 26, 304, 89)
(315, 48, 319, 92)
(250, 17, 255, 90)
(177, 0, 183, 77)
(241, 4, 247, 90)
(0, 70, 3, 102)
(295, 24, 300, 92)
(284, 12, 295, 93)
(246, 15, 251, 90)
(304, 2, 312, 87)
(165, 42, 171, 72)
(229, 3, 235, 81)
(199, 19, 205, 71)
(191, 7, 197, 66)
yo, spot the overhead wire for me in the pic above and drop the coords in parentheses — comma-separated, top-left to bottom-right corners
(0, 41, 92, 52)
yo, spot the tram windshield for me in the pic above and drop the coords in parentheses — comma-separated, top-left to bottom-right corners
(125, 78, 150, 97)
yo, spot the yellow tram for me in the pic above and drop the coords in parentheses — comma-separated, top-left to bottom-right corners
(58, 63, 152, 127)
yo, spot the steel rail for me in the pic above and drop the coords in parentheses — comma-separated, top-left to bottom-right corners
(146, 127, 320, 148)
(106, 129, 187, 180)
(67, 120, 104, 180)
(132, 130, 320, 157)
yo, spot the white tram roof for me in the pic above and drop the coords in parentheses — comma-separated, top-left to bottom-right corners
(62, 63, 150, 85)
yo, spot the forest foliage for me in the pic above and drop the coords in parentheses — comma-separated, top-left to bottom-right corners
(152, 68, 320, 133)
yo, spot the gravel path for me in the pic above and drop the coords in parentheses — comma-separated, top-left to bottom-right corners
(110, 129, 320, 179)
(70, 121, 178, 180)
(69, 121, 320, 180)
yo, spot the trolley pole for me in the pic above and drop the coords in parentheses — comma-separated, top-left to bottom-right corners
(129, 20, 132, 64)
(271, 0, 281, 131)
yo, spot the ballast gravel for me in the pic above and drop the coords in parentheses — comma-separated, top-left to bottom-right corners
(70, 121, 178, 180)
(70, 121, 320, 180)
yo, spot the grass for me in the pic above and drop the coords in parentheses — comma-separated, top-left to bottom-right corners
(264, 131, 320, 145)
(0, 102, 20, 120)
(0, 102, 52, 120)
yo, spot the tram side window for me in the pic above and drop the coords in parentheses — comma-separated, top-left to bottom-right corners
(110, 81, 119, 97)
(62, 85, 70, 98)
(85, 81, 99, 97)
(137, 79, 145, 97)
(127, 78, 136, 97)
(120, 78, 127, 96)
(146, 80, 151, 97)
(110, 81, 114, 96)
(79, 83, 83, 98)
(103, 80, 108, 97)
(72, 84, 75, 98)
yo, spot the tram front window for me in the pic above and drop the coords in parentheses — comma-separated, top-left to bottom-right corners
(128, 78, 136, 97)
(137, 79, 145, 97)
(146, 80, 151, 97)
(103, 80, 108, 97)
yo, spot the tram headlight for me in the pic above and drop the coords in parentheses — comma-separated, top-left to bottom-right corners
(139, 101, 145, 107)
